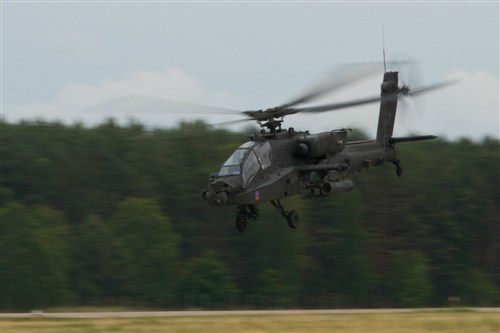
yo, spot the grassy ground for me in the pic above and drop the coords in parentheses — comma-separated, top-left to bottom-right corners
(1, 311, 498, 333)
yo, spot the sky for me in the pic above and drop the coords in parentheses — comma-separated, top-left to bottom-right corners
(2, 1, 499, 141)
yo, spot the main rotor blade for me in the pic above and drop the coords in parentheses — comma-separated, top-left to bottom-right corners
(277, 62, 384, 109)
(405, 79, 459, 97)
(295, 94, 391, 114)
(212, 118, 255, 127)
(82, 95, 240, 115)
(295, 78, 458, 115)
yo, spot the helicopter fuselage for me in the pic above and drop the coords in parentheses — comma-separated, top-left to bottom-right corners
(201, 128, 396, 207)
(201, 70, 441, 232)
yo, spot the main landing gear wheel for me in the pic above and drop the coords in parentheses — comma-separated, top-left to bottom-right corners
(396, 165, 403, 177)
(234, 205, 258, 232)
(271, 200, 300, 230)
(235, 215, 248, 232)
(286, 210, 299, 229)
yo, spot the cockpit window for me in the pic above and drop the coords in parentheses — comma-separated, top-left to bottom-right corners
(218, 165, 240, 177)
(218, 149, 246, 176)
(242, 151, 260, 185)
(239, 141, 256, 149)
(254, 142, 272, 169)
(222, 149, 246, 167)
(217, 141, 271, 181)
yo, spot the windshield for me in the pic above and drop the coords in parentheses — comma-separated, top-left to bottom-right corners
(217, 141, 271, 183)
(217, 142, 256, 177)
(242, 151, 260, 185)
(254, 142, 272, 169)
(218, 149, 246, 176)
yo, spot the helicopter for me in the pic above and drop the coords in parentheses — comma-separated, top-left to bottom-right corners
(200, 64, 455, 232)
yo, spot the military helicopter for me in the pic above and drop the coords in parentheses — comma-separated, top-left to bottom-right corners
(200, 64, 455, 232)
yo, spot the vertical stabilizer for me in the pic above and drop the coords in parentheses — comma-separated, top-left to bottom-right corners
(376, 71, 399, 147)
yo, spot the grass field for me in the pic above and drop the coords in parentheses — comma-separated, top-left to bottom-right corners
(1, 310, 498, 333)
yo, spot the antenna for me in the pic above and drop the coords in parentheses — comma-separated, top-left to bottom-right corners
(382, 23, 387, 73)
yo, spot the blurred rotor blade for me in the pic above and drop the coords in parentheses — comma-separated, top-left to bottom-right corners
(389, 55, 419, 84)
(297, 77, 458, 115)
(295, 78, 458, 115)
(82, 95, 240, 115)
(393, 58, 423, 126)
(397, 78, 459, 128)
(401, 61, 420, 88)
(278, 62, 384, 108)
(295, 94, 391, 114)
(212, 118, 255, 127)
(404, 79, 459, 97)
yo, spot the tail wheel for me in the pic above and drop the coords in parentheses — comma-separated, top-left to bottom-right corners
(393, 159, 403, 177)
(286, 210, 299, 229)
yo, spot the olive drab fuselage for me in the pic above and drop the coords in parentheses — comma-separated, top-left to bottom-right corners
(201, 127, 397, 207)
(201, 71, 439, 232)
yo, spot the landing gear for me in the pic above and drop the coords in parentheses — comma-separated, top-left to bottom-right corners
(271, 199, 299, 230)
(235, 201, 300, 232)
(393, 159, 403, 177)
(235, 205, 258, 232)
(286, 210, 299, 229)
(235, 215, 248, 232)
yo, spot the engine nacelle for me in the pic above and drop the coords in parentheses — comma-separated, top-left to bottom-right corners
(295, 135, 321, 157)
(295, 131, 347, 158)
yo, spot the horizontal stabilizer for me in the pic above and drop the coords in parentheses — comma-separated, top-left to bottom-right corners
(389, 135, 438, 144)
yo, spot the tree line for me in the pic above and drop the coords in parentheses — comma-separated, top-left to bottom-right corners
(0, 119, 498, 310)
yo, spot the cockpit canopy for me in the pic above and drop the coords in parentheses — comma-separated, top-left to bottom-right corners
(218, 141, 272, 185)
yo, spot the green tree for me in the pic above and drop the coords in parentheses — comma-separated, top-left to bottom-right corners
(69, 214, 129, 304)
(225, 201, 306, 307)
(176, 251, 239, 307)
(255, 268, 296, 307)
(388, 251, 433, 307)
(109, 197, 179, 306)
(1, 120, 498, 308)
(458, 269, 497, 306)
(302, 192, 374, 307)
(0, 203, 72, 309)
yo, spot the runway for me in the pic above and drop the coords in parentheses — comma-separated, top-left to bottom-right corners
(2, 308, 498, 319)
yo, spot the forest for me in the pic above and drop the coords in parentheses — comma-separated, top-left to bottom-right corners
(0, 119, 498, 310)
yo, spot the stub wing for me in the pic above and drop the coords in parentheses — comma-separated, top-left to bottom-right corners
(389, 135, 438, 145)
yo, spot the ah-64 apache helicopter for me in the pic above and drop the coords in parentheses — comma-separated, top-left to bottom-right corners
(200, 63, 454, 232)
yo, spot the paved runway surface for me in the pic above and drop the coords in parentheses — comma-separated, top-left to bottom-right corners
(1, 308, 498, 319)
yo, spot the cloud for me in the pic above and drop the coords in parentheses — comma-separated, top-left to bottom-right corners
(2, 67, 246, 126)
(2, 67, 498, 141)
(419, 70, 499, 141)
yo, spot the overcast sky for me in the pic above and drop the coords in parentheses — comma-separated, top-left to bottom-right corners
(2, 1, 499, 141)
